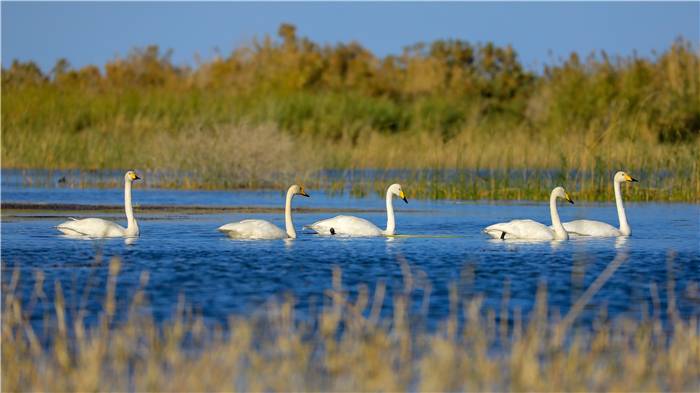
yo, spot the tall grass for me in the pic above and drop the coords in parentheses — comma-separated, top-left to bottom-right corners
(3, 257, 700, 391)
(2, 25, 699, 201)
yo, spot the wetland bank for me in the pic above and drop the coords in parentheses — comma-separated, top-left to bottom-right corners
(3, 24, 699, 201)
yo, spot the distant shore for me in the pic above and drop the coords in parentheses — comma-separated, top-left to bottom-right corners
(0, 202, 398, 215)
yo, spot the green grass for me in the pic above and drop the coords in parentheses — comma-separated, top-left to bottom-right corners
(3, 257, 699, 391)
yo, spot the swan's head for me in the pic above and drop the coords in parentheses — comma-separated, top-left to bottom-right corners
(614, 171, 638, 183)
(125, 170, 141, 182)
(290, 184, 310, 197)
(388, 183, 408, 203)
(552, 186, 574, 204)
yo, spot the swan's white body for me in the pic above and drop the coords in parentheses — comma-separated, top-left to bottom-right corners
(561, 171, 637, 237)
(218, 185, 309, 240)
(562, 220, 622, 237)
(485, 186, 573, 241)
(57, 171, 141, 238)
(306, 184, 407, 237)
(308, 215, 384, 237)
(218, 219, 288, 239)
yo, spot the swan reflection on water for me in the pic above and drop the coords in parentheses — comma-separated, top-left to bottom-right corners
(58, 234, 138, 246)
(614, 236, 629, 250)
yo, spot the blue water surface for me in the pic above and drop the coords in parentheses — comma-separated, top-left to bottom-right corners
(2, 174, 699, 335)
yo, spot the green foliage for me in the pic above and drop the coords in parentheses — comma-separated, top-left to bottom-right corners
(533, 40, 700, 142)
(3, 26, 698, 143)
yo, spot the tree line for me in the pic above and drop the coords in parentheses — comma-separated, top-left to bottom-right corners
(3, 24, 699, 143)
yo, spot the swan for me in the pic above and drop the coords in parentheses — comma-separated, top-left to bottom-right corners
(306, 183, 407, 237)
(218, 184, 309, 239)
(561, 171, 637, 237)
(57, 171, 141, 238)
(484, 186, 574, 241)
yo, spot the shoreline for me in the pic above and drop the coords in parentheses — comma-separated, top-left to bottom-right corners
(0, 202, 410, 215)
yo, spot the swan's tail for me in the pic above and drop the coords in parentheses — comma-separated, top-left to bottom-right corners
(55, 217, 79, 227)
(303, 224, 336, 235)
(302, 224, 321, 233)
(484, 227, 507, 239)
(220, 229, 243, 238)
(55, 218, 78, 230)
(217, 223, 239, 232)
(56, 225, 89, 236)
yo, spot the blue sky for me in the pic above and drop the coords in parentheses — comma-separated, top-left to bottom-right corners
(2, 2, 698, 72)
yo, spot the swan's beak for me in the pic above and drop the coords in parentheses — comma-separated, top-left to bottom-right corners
(300, 191, 310, 197)
(623, 173, 638, 182)
(565, 193, 574, 204)
(400, 191, 408, 204)
(133, 174, 141, 180)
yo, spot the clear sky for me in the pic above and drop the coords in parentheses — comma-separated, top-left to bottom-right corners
(2, 1, 698, 73)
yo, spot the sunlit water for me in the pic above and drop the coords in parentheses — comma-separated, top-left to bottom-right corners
(2, 175, 698, 335)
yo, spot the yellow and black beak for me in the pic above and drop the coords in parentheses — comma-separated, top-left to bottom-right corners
(626, 174, 638, 183)
(565, 193, 574, 204)
(400, 191, 408, 204)
(299, 187, 310, 197)
(133, 174, 141, 180)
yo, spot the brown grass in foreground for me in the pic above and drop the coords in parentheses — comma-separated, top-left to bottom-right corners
(2, 257, 699, 392)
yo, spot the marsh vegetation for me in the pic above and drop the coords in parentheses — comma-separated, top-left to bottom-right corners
(2, 24, 699, 201)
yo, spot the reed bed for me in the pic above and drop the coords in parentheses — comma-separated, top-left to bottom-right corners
(2, 26, 699, 201)
(3, 257, 699, 392)
(10, 161, 698, 203)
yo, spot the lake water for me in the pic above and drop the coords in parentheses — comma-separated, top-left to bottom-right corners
(2, 173, 699, 334)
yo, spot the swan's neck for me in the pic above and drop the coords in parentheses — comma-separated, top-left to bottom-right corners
(124, 180, 138, 236)
(284, 188, 296, 239)
(550, 192, 568, 240)
(384, 189, 396, 235)
(614, 180, 631, 236)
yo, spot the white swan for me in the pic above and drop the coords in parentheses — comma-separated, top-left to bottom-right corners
(57, 171, 141, 238)
(484, 186, 574, 241)
(561, 171, 637, 237)
(306, 183, 407, 237)
(218, 184, 309, 240)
